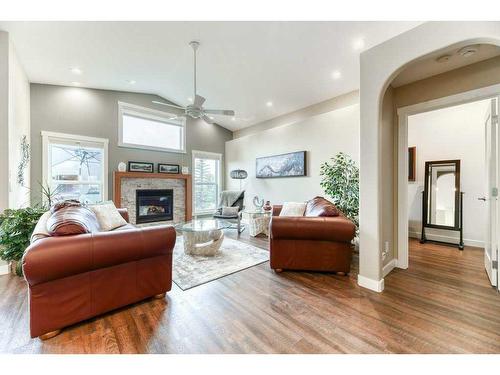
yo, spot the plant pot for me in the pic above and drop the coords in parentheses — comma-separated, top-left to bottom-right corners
(10, 260, 23, 276)
(352, 236, 359, 253)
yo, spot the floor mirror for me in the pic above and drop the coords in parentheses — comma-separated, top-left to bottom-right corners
(420, 159, 464, 250)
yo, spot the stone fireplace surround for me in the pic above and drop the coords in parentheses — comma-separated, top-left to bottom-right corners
(113, 172, 192, 226)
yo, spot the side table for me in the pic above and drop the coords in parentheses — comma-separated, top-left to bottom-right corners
(244, 210, 272, 237)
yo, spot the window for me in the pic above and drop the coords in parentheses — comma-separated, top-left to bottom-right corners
(118, 101, 186, 153)
(192, 150, 223, 215)
(42, 131, 108, 204)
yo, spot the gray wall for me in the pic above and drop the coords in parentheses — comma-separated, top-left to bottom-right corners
(30, 83, 233, 204)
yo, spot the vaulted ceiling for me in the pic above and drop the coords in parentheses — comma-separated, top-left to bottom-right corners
(0, 21, 422, 131)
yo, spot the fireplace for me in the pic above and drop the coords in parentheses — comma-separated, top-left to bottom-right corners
(136, 189, 174, 224)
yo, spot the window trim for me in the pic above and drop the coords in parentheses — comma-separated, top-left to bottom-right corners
(117, 101, 186, 154)
(41, 131, 109, 202)
(192, 150, 223, 216)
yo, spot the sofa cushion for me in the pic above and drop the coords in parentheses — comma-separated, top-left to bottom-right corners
(305, 196, 340, 217)
(89, 201, 128, 231)
(47, 201, 100, 236)
(222, 206, 239, 216)
(279, 202, 306, 217)
(270, 216, 355, 242)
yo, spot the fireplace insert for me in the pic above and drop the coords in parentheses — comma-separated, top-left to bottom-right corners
(136, 189, 173, 224)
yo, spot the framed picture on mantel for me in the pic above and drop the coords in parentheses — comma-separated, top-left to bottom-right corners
(158, 163, 180, 174)
(128, 161, 154, 173)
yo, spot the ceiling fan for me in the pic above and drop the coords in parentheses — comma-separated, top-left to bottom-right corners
(152, 41, 235, 124)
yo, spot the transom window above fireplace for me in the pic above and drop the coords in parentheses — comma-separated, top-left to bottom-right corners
(118, 101, 186, 153)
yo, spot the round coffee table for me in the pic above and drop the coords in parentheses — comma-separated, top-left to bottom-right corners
(175, 219, 232, 256)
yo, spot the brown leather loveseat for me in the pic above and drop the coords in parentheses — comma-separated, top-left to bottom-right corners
(23, 207, 175, 339)
(270, 197, 356, 274)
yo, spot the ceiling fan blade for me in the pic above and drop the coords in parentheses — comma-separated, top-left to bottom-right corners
(202, 115, 215, 124)
(194, 95, 206, 107)
(152, 100, 186, 110)
(203, 109, 235, 116)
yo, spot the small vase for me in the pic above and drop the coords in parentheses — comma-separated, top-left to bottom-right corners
(263, 201, 272, 211)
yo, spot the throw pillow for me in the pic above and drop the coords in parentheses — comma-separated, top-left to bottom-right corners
(305, 196, 340, 217)
(89, 201, 128, 231)
(221, 206, 239, 217)
(279, 202, 307, 217)
(31, 211, 51, 243)
(47, 202, 100, 236)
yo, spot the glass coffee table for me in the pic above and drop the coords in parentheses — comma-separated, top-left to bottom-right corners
(175, 219, 232, 256)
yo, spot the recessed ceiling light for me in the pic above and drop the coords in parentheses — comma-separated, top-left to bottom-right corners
(436, 54, 451, 63)
(231, 117, 236, 121)
(458, 45, 479, 58)
(127, 80, 136, 85)
(331, 70, 341, 80)
(209, 116, 214, 120)
(70, 67, 82, 75)
(352, 37, 365, 51)
(266, 101, 273, 107)
(71, 81, 81, 86)
(187, 97, 193, 102)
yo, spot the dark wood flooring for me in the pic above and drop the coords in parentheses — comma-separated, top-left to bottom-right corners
(1, 234, 499, 353)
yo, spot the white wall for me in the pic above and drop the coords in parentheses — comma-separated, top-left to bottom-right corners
(0, 32, 9, 274)
(408, 99, 490, 247)
(0, 32, 9, 213)
(8, 40, 30, 208)
(225, 103, 359, 208)
(0, 32, 31, 275)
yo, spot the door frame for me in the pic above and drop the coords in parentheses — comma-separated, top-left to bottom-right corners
(396, 83, 500, 270)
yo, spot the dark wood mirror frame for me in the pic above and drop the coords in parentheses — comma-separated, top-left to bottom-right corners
(421, 159, 464, 250)
(408, 147, 416, 182)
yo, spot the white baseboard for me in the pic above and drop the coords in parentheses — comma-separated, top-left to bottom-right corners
(382, 258, 397, 277)
(409, 231, 483, 248)
(0, 262, 10, 276)
(357, 274, 384, 292)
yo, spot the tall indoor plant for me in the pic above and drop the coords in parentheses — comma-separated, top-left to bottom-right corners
(320, 152, 359, 231)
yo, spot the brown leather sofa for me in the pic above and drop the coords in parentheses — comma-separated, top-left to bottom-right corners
(270, 198, 356, 274)
(23, 208, 175, 339)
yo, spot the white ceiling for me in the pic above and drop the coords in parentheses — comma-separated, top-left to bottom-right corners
(0, 21, 422, 131)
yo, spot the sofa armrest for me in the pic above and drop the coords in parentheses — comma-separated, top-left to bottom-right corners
(23, 225, 175, 286)
(117, 208, 129, 223)
(270, 216, 355, 242)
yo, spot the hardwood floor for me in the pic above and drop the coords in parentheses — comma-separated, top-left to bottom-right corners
(1, 235, 499, 354)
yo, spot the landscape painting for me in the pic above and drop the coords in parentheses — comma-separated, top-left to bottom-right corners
(256, 151, 306, 178)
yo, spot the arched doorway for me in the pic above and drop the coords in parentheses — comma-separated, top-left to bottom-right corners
(358, 22, 500, 292)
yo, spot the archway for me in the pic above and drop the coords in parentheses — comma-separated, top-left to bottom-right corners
(357, 22, 500, 292)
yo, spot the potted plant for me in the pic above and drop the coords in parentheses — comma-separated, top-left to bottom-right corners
(319, 152, 359, 235)
(0, 206, 46, 276)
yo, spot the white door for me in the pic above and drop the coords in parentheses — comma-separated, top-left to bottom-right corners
(484, 97, 499, 288)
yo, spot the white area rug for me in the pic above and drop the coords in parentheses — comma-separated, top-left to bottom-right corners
(172, 236, 269, 290)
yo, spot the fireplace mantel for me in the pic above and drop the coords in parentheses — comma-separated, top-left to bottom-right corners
(113, 172, 192, 222)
